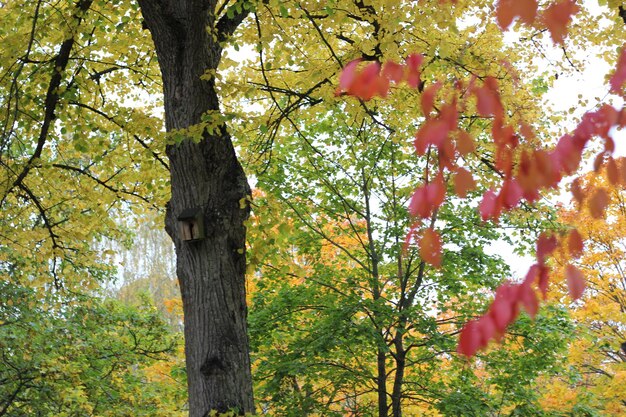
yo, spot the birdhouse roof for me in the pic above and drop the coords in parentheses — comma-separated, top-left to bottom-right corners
(177, 207, 202, 220)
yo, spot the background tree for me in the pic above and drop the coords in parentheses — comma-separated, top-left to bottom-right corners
(245, 104, 572, 416)
(537, 167, 626, 416)
(0, 280, 181, 416)
(113, 214, 181, 330)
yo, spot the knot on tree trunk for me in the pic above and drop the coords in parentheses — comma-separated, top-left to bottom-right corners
(200, 356, 228, 377)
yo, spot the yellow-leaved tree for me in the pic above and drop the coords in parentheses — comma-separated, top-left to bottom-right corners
(540, 164, 626, 415)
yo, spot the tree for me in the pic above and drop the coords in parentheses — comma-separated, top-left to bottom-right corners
(113, 214, 181, 330)
(1, 0, 254, 414)
(135, 1, 256, 414)
(536, 168, 626, 415)
(245, 102, 572, 416)
(0, 281, 181, 416)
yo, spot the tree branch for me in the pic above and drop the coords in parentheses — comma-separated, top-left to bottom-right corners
(216, 0, 252, 43)
(7, 0, 94, 194)
(68, 101, 169, 170)
(52, 163, 158, 208)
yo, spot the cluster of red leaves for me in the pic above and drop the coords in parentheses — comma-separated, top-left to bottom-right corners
(445, 0, 578, 44)
(496, 0, 579, 44)
(457, 50, 626, 356)
(336, 1, 626, 357)
(335, 54, 423, 100)
(458, 230, 585, 356)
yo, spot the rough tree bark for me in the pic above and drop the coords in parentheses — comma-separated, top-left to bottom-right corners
(136, 1, 254, 415)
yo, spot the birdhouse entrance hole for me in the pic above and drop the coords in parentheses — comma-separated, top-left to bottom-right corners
(177, 207, 205, 242)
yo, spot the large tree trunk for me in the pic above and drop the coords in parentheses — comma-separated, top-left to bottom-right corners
(137, 1, 254, 415)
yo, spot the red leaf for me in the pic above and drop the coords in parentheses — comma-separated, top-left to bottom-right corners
(490, 298, 512, 333)
(408, 186, 429, 218)
(517, 150, 537, 197)
(406, 54, 424, 88)
(537, 265, 551, 298)
(408, 176, 446, 219)
(593, 152, 605, 173)
(565, 264, 585, 300)
(438, 137, 456, 171)
(457, 320, 481, 357)
(428, 174, 446, 210)
(490, 283, 519, 332)
(495, 146, 513, 177)
(610, 45, 626, 94)
(496, 0, 538, 29)
(619, 109, 626, 127)
(598, 104, 619, 139)
(419, 228, 442, 267)
(543, 0, 579, 44)
(519, 282, 538, 318)
(440, 102, 458, 131)
(474, 77, 504, 119)
(524, 263, 544, 298)
(517, 0, 538, 24)
(421, 82, 442, 118)
(338, 59, 361, 93)
(479, 190, 499, 221)
(350, 62, 383, 100)
(524, 264, 539, 285)
(588, 187, 609, 219)
(375, 75, 390, 99)
(454, 167, 476, 198)
(570, 178, 585, 205)
(553, 134, 583, 175)
(497, 147, 512, 171)
(524, 263, 551, 298)
(536, 233, 557, 265)
(568, 229, 584, 259)
(520, 122, 536, 140)
(607, 157, 620, 185)
(456, 130, 476, 155)
(477, 315, 496, 347)
(338, 55, 425, 99)
(382, 61, 405, 83)
(605, 136, 616, 154)
(535, 149, 560, 188)
(492, 121, 516, 147)
(414, 119, 449, 154)
(500, 179, 522, 209)
(496, 0, 516, 29)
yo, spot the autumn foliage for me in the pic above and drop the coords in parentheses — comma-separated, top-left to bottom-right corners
(336, 0, 626, 357)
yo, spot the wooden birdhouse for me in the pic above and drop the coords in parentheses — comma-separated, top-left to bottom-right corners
(177, 207, 205, 242)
